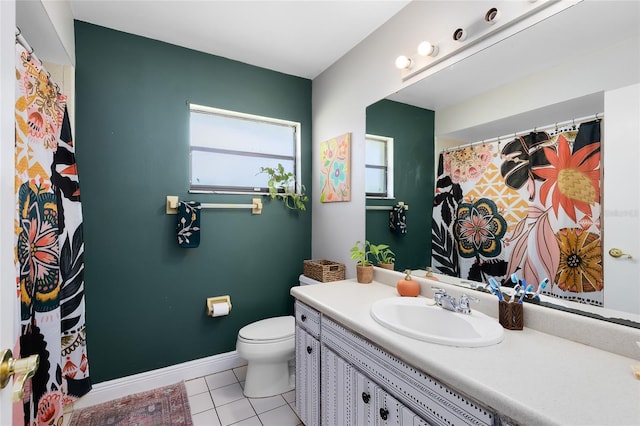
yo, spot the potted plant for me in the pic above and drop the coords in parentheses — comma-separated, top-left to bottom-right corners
(258, 163, 308, 211)
(350, 240, 374, 283)
(370, 243, 395, 270)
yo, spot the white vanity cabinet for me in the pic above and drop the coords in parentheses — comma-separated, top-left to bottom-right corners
(294, 300, 497, 426)
(323, 346, 425, 425)
(321, 316, 496, 426)
(295, 301, 321, 426)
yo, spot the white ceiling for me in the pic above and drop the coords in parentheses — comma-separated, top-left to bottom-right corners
(69, 0, 411, 79)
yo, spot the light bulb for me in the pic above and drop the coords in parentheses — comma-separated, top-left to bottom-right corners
(417, 41, 438, 57)
(395, 55, 412, 70)
(453, 28, 467, 42)
(484, 7, 501, 25)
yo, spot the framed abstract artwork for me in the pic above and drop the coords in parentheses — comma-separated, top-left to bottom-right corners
(320, 132, 351, 202)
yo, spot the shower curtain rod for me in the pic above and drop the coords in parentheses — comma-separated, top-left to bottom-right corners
(441, 112, 603, 153)
(15, 27, 41, 64)
(15, 27, 61, 94)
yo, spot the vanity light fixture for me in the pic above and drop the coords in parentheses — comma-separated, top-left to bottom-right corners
(417, 41, 439, 57)
(484, 7, 501, 25)
(452, 27, 467, 42)
(395, 55, 413, 70)
(396, 1, 564, 81)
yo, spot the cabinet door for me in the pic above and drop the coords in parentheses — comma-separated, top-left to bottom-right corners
(375, 388, 420, 426)
(321, 347, 357, 426)
(296, 325, 320, 426)
(354, 368, 376, 424)
(353, 367, 419, 426)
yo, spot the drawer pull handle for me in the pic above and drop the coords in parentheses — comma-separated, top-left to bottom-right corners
(301, 314, 307, 322)
(379, 408, 389, 420)
(361, 392, 370, 404)
(306, 346, 312, 354)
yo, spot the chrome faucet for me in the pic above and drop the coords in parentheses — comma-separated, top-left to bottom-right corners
(431, 287, 479, 314)
(457, 293, 480, 314)
(432, 286, 447, 305)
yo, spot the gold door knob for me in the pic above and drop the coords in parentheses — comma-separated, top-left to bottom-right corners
(0, 349, 39, 402)
(608, 248, 633, 259)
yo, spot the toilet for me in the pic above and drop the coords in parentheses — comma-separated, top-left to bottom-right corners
(236, 275, 320, 398)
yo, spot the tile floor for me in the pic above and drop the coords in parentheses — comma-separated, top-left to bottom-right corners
(186, 365, 302, 426)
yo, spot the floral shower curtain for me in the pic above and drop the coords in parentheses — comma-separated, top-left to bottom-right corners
(431, 119, 603, 306)
(15, 43, 91, 425)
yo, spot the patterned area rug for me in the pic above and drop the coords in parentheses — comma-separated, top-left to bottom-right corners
(69, 382, 193, 425)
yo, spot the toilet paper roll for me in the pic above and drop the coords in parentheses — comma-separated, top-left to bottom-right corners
(211, 302, 230, 317)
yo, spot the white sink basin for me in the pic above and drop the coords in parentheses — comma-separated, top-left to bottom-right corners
(370, 297, 504, 347)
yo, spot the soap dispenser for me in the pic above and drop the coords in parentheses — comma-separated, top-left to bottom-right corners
(425, 266, 439, 281)
(397, 270, 420, 297)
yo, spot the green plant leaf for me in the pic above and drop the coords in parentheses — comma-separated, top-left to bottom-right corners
(350, 240, 372, 266)
(257, 163, 307, 211)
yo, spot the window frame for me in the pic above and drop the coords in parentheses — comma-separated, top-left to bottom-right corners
(365, 133, 394, 199)
(189, 103, 302, 194)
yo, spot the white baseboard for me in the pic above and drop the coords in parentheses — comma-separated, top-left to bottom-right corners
(71, 351, 246, 410)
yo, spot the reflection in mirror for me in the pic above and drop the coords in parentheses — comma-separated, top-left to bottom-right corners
(432, 117, 603, 302)
(365, 134, 393, 198)
(367, 1, 640, 327)
(365, 99, 434, 272)
(411, 269, 640, 329)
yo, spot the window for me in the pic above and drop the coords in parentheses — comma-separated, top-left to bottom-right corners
(189, 104, 301, 193)
(365, 134, 394, 198)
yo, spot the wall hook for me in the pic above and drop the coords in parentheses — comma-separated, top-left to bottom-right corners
(609, 248, 632, 259)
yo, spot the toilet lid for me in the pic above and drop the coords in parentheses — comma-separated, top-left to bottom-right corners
(238, 316, 295, 341)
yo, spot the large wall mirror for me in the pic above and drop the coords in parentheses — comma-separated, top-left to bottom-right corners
(366, 1, 639, 326)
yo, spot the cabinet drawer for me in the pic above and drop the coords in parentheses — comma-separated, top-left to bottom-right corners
(295, 300, 321, 338)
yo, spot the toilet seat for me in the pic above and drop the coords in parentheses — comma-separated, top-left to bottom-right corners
(238, 316, 294, 343)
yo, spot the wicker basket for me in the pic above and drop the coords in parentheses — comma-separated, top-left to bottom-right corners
(303, 259, 345, 282)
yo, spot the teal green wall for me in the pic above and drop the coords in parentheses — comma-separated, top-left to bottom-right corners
(366, 99, 434, 271)
(74, 22, 312, 383)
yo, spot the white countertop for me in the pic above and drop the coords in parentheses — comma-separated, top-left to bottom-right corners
(291, 278, 640, 426)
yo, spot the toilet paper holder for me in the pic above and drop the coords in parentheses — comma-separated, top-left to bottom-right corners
(206, 295, 232, 316)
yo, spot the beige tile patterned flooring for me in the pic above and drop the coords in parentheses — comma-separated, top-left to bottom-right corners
(186, 365, 302, 426)
(63, 364, 302, 426)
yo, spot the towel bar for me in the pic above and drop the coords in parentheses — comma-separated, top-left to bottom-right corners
(166, 196, 262, 215)
(366, 201, 409, 211)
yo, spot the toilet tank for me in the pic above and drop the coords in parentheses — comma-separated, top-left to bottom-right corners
(299, 274, 322, 286)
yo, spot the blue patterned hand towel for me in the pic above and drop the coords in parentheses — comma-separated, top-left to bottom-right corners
(389, 203, 407, 235)
(177, 201, 201, 248)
